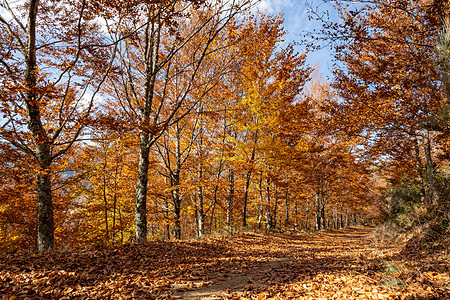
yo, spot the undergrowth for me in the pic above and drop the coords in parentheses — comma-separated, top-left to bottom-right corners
(372, 174, 450, 254)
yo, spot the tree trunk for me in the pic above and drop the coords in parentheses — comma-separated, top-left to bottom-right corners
(242, 170, 251, 228)
(102, 153, 109, 243)
(423, 133, 438, 204)
(305, 198, 309, 230)
(265, 178, 272, 231)
(209, 198, 216, 235)
(36, 170, 54, 252)
(273, 186, 279, 230)
(413, 138, 426, 202)
(118, 206, 123, 244)
(135, 134, 150, 243)
(24, 0, 54, 252)
(112, 155, 121, 243)
(257, 175, 264, 230)
(322, 206, 326, 230)
(172, 169, 182, 240)
(294, 196, 298, 230)
(226, 168, 234, 230)
(197, 184, 205, 238)
(332, 207, 336, 229)
(242, 131, 258, 228)
(315, 194, 321, 230)
(284, 188, 290, 227)
(174, 195, 181, 240)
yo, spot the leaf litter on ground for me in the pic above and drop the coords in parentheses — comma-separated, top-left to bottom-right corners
(1, 226, 449, 299)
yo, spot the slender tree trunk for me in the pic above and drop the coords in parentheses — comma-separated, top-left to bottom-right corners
(257, 175, 264, 230)
(197, 184, 205, 238)
(257, 208, 263, 231)
(196, 111, 205, 238)
(209, 198, 216, 235)
(305, 198, 309, 230)
(172, 168, 182, 240)
(209, 128, 226, 234)
(102, 153, 109, 242)
(112, 162, 119, 243)
(413, 138, 426, 201)
(135, 134, 150, 243)
(332, 206, 336, 229)
(112, 193, 117, 242)
(315, 194, 321, 230)
(273, 186, 279, 230)
(226, 168, 234, 230)
(284, 188, 290, 227)
(423, 133, 438, 204)
(118, 207, 123, 244)
(173, 194, 182, 240)
(242, 131, 258, 228)
(242, 170, 251, 228)
(294, 196, 298, 230)
(265, 178, 271, 231)
(112, 154, 121, 243)
(321, 204, 326, 230)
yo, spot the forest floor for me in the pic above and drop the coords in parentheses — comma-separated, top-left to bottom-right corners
(1, 226, 449, 299)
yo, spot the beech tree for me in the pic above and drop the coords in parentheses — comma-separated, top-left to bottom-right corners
(0, 0, 122, 251)
(318, 0, 450, 205)
(233, 14, 310, 227)
(107, 0, 252, 243)
(65, 129, 137, 246)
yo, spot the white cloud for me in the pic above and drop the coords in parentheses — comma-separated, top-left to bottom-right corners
(254, 0, 294, 13)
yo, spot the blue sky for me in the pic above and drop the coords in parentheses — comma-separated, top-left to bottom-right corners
(255, 0, 339, 78)
(0, 0, 338, 78)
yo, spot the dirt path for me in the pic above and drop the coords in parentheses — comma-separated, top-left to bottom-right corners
(1, 226, 449, 299)
(172, 257, 290, 299)
(172, 226, 379, 299)
(171, 226, 449, 299)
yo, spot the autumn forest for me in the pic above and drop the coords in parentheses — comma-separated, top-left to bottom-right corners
(0, 0, 449, 298)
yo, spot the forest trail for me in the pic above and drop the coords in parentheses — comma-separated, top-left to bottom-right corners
(1, 226, 449, 299)
(173, 226, 378, 299)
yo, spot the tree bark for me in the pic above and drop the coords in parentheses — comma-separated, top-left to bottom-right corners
(172, 172, 182, 240)
(265, 178, 272, 231)
(423, 133, 438, 204)
(242, 131, 258, 228)
(272, 185, 279, 230)
(226, 168, 234, 230)
(197, 182, 205, 238)
(321, 204, 326, 230)
(284, 188, 290, 227)
(173, 194, 182, 240)
(102, 151, 109, 243)
(242, 170, 251, 228)
(36, 170, 54, 252)
(315, 194, 321, 230)
(294, 196, 298, 230)
(135, 134, 150, 243)
(23, 0, 54, 252)
(257, 174, 264, 230)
